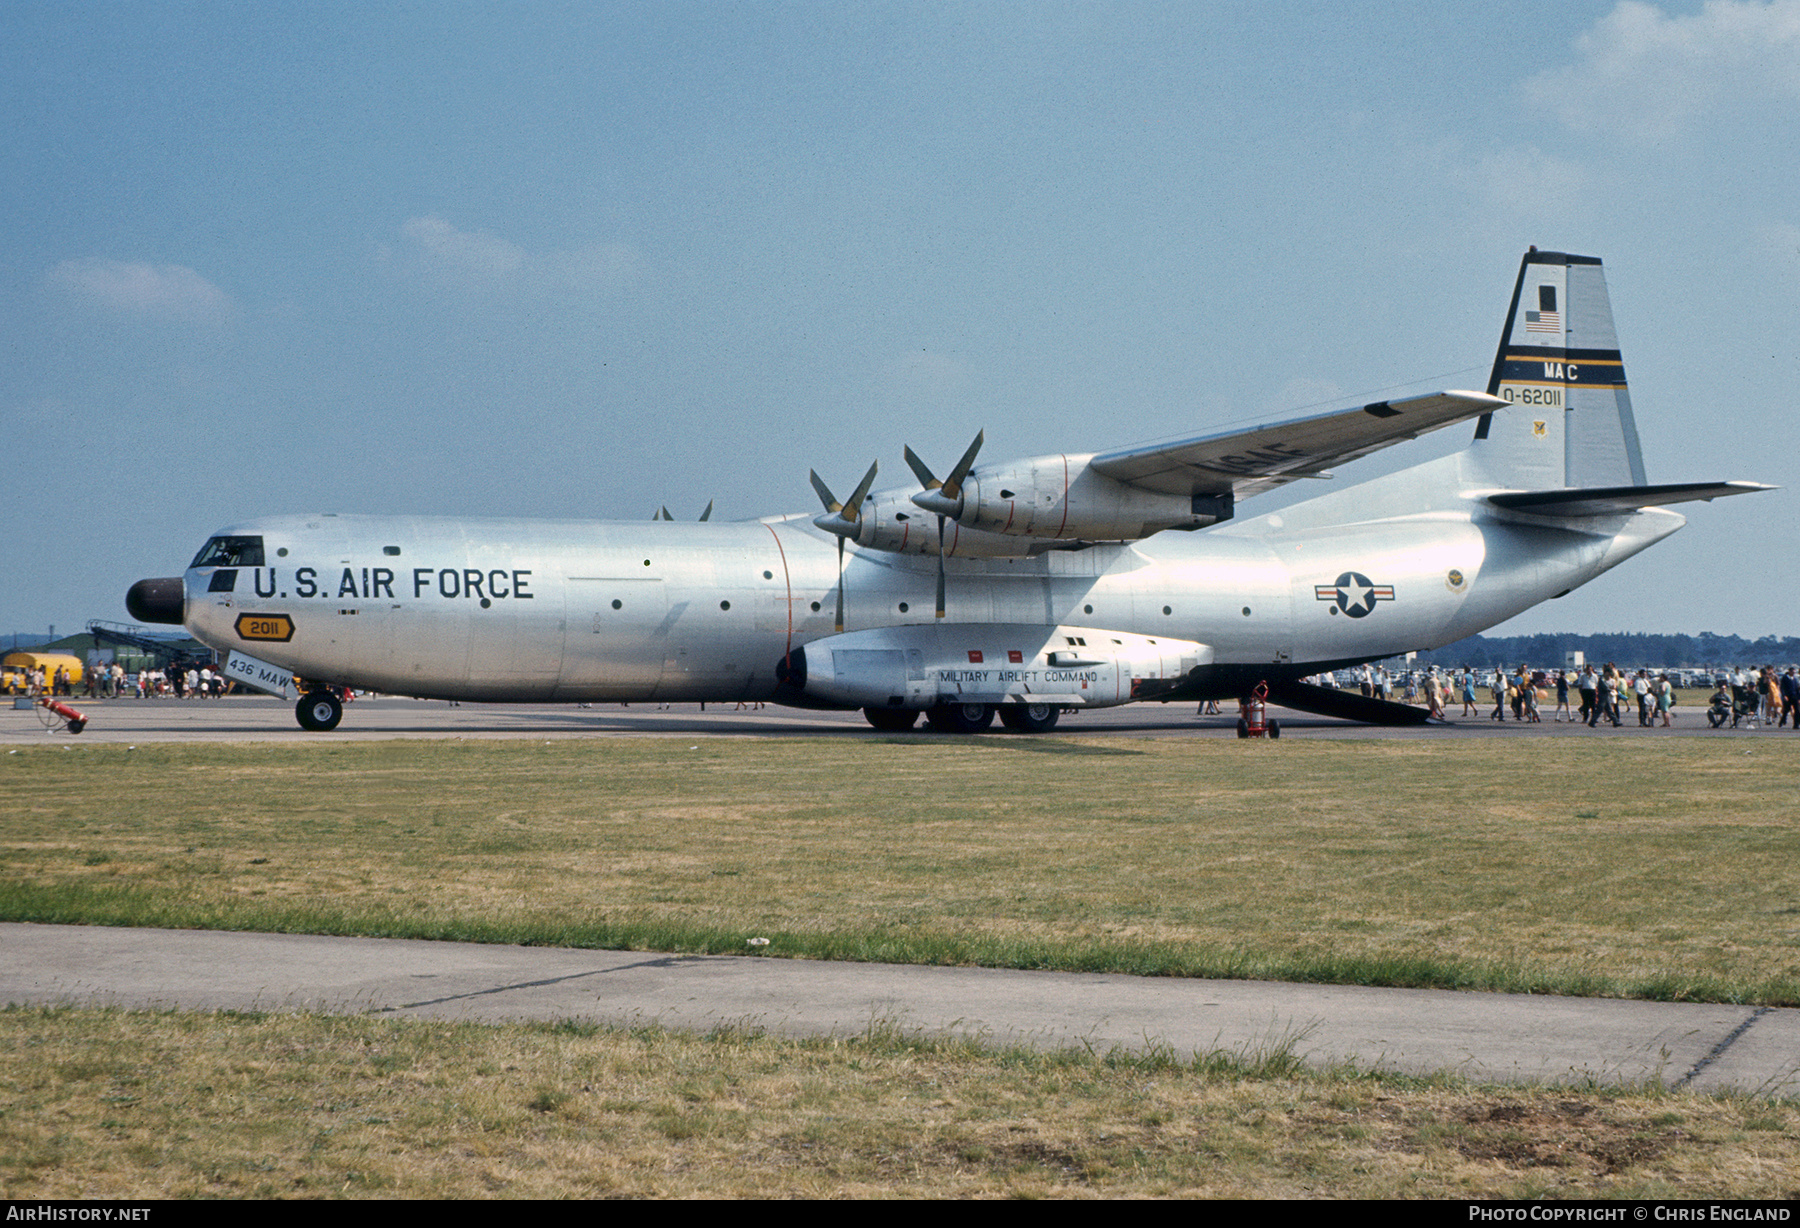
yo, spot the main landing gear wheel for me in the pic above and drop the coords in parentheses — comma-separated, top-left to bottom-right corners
(997, 702, 1060, 733)
(863, 707, 919, 732)
(296, 690, 344, 732)
(925, 702, 995, 734)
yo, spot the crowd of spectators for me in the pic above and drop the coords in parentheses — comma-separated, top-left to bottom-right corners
(44, 662, 234, 700)
(1311, 661, 1800, 730)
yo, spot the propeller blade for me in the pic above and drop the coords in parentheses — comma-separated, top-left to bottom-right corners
(903, 445, 939, 491)
(935, 515, 947, 619)
(809, 470, 841, 514)
(908, 430, 983, 518)
(811, 461, 878, 539)
(810, 460, 876, 632)
(842, 460, 879, 524)
(942, 430, 984, 499)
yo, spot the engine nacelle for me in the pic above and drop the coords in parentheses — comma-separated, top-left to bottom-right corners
(955, 456, 1232, 541)
(786, 623, 1212, 710)
(824, 490, 1080, 559)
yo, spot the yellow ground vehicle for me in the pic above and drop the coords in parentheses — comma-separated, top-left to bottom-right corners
(1, 652, 85, 694)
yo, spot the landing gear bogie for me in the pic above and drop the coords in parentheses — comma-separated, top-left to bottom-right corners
(997, 702, 1060, 733)
(863, 707, 919, 732)
(925, 702, 995, 734)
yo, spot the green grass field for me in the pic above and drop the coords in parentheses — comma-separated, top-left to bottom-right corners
(4, 1005, 1796, 1198)
(5, 735, 1797, 1003)
(7, 734, 1800, 1197)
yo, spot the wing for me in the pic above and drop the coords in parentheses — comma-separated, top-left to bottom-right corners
(1088, 390, 1506, 500)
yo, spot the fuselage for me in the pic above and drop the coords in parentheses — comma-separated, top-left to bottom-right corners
(174, 479, 1682, 706)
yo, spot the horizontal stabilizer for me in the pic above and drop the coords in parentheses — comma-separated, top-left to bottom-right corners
(1487, 481, 1774, 517)
(1265, 680, 1433, 726)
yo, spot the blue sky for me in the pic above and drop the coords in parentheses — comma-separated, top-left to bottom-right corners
(3, 1, 1795, 639)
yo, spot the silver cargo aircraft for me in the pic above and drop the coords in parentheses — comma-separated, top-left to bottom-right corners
(128, 250, 1768, 732)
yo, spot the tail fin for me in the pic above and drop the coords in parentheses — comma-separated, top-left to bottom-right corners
(1470, 249, 1647, 489)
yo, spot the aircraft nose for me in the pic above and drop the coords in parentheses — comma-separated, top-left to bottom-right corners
(126, 577, 186, 625)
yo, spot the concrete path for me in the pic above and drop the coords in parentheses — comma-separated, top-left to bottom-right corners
(4, 923, 1795, 1096)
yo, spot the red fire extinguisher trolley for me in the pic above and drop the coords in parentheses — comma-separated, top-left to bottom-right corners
(1236, 681, 1280, 739)
(37, 696, 88, 734)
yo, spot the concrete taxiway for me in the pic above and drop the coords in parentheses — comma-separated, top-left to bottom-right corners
(4, 923, 1795, 1095)
(6, 691, 1776, 743)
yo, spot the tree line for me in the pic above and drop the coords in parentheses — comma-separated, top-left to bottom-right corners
(1413, 631, 1799, 670)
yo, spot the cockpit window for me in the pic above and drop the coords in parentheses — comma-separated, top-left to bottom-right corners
(190, 536, 266, 568)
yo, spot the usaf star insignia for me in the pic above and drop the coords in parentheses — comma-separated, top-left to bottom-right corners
(1315, 571, 1395, 618)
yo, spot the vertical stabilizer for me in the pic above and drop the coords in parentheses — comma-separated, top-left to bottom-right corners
(1472, 250, 1647, 489)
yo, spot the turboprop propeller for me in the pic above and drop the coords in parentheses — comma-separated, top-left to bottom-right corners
(808, 460, 879, 632)
(905, 430, 983, 521)
(903, 430, 984, 618)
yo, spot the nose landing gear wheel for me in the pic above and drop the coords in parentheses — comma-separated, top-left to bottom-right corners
(296, 690, 344, 732)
